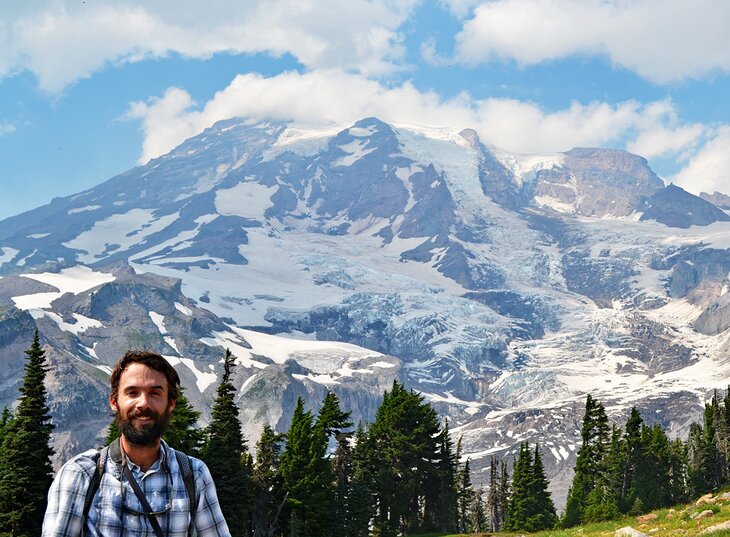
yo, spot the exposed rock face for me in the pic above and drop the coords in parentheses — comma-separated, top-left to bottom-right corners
(700, 191, 730, 209)
(640, 184, 730, 228)
(561, 147, 664, 216)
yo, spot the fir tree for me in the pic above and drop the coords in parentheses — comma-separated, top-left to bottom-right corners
(163, 386, 203, 456)
(431, 421, 458, 533)
(621, 407, 643, 509)
(252, 425, 284, 537)
(470, 488, 487, 533)
(347, 423, 373, 537)
(104, 416, 121, 446)
(280, 397, 333, 537)
(200, 349, 252, 537)
(316, 390, 353, 439)
(0, 331, 55, 537)
(368, 380, 440, 536)
(505, 443, 532, 531)
(529, 445, 557, 530)
(563, 394, 610, 527)
(505, 443, 556, 532)
(486, 456, 502, 532)
(456, 442, 475, 533)
(332, 432, 354, 537)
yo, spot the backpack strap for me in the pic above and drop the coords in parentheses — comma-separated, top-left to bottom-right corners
(174, 449, 197, 537)
(81, 445, 110, 535)
(80, 439, 197, 537)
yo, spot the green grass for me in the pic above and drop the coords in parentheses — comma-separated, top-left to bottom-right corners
(431, 495, 730, 537)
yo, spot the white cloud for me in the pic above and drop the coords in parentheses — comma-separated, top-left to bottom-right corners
(673, 127, 730, 195)
(454, 0, 730, 83)
(0, 121, 15, 136)
(127, 69, 709, 168)
(1, 1, 417, 93)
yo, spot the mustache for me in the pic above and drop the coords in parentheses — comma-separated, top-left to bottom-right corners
(130, 409, 158, 419)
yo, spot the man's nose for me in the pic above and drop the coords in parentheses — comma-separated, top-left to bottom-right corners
(135, 393, 152, 408)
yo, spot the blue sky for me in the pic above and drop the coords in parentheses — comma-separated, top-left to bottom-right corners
(1, 0, 729, 220)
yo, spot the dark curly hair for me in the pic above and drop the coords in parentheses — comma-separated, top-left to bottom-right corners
(110, 350, 180, 403)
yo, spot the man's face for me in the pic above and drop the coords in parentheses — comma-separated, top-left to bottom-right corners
(110, 362, 176, 446)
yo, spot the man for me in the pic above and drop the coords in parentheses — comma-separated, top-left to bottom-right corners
(43, 351, 231, 537)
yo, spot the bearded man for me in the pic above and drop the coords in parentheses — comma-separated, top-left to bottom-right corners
(43, 351, 231, 537)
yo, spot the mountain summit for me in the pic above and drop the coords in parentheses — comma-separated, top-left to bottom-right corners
(1, 117, 729, 506)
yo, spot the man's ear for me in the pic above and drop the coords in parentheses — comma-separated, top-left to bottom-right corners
(109, 395, 118, 413)
(168, 398, 176, 412)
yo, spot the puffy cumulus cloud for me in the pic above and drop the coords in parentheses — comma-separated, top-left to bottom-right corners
(1, 0, 417, 93)
(454, 0, 730, 83)
(673, 127, 730, 195)
(127, 69, 708, 167)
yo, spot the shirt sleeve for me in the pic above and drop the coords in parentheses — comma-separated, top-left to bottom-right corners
(42, 454, 97, 537)
(193, 460, 232, 537)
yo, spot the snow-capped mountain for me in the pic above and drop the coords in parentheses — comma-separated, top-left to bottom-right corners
(2, 116, 730, 506)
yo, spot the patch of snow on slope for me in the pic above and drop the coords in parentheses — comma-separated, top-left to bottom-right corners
(231, 327, 382, 365)
(0, 247, 19, 266)
(175, 302, 192, 316)
(178, 357, 217, 392)
(334, 139, 376, 167)
(264, 124, 341, 160)
(214, 181, 277, 219)
(13, 266, 116, 311)
(149, 311, 167, 334)
(23, 266, 116, 295)
(45, 312, 103, 335)
(68, 205, 101, 214)
(63, 209, 179, 263)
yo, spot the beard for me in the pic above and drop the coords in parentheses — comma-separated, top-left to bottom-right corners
(117, 406, 172, 446)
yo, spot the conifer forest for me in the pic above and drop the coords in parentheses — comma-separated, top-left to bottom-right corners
(2, 335, 730, 536)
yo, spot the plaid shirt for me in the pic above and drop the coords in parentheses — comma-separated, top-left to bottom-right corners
(42, 441, 231, 537)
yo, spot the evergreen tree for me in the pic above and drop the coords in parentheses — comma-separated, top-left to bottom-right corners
(505, 443, 532, 531)
(562, 394, 610, 527)
(0, 331, 55, 537)
(667, 438, 690, 506)
(164, 386, 203, 456)
(583, 424, 621, 523)
(486, 456, 502, 532)
(368, 380, 440, 536)
(316, 390, 353, 439)
(431, 421, 458, 533)
(470, 488, 487, 533)
(505, 443, 556, 532)
(252, 425, 284, 537)
(104, 417, 121, 446)
(630, 424, 671, 512)
(201, 349, 252, 537)
(687, 421, 706, 496)
(332, 432, 354, 537)
(280, 397, 333, 537)
(529, 445, 557, 530)
(498, 460, 511, 531)
(456, 441, 475, 534)
(0, 408, 11, 448)
(621, 407, 643, 510)
(702, 395, 723, 490)
(347, 423, 373, 537)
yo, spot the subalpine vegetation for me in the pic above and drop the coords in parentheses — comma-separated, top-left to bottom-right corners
(2, 334, 730, 536)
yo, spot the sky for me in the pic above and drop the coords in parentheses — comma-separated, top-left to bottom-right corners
(1, 0, 730, 220)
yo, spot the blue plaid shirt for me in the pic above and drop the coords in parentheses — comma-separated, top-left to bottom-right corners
(42, 441, 231, 537)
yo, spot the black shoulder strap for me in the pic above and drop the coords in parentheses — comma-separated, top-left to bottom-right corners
(174, 450, 197, 536)
(81, 445, 109, 534)
(81, 439, 197, 537)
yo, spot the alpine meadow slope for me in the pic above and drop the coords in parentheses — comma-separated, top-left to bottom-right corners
(1, 116, 730, 507)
